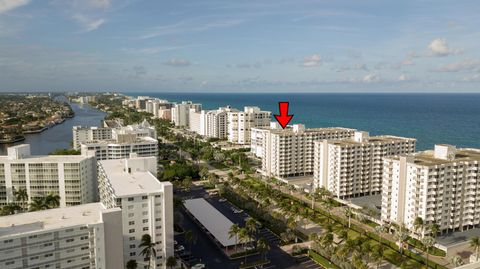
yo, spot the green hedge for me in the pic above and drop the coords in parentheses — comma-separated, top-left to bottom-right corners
(308, 250, 341, 269)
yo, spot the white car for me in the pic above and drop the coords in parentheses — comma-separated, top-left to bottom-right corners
(175, 245, 185, 252)
(191, 264, 205, 269)
(219, 198, 227, 202)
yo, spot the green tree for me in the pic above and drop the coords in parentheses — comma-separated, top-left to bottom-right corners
(238, 228, 251, 263)
(29, 197, 48, 211)
(14, 188, 28, 211)
(451, 255, 464, 267)
(471, 236, 480, 261)
(45, 192, 60, 209)
(245, 217, 258, 241)
(413, 216, 424, 237)
(1, 203, 21, 216)
(228, 224, 240, 252)
(257, 237, 270, 264)
(429, 223, 440, 239)
(139, 234, 157, 269)
(126, 259, 138, 269)
(422, 236, 435, 268)
(185, 230, 197, 252)
(166, 256, 177, 269)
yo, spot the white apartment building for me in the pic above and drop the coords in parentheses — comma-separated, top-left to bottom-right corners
(314, 131, 416, 198)
(73, 120, 157, 150)
(80, 136, 158, 161)
(189, 106, 239, 139)
(381, 144, 480, 236)
(171, 101, 202, 127)
(73, 126, 112, 150)
(228, 106, 271, 144)
(253, 123, 357, 179)
(0, 203, 124, 269)
(0, 144, 97, 207)
(97, 156, 174, 269)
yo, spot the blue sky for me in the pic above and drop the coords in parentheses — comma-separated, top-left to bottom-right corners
(1, 0, 480, 92)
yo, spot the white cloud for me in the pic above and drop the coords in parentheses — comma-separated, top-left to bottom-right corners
(436, 59, 480, 72)
(302, 54, 322, 67)
(398, 74, 408, 81)
(164, 58, 191, 67)
(73, 14, 105, 32)
(462, 74, 480, 82)
(0, 0, 29, 13)
(428, 38, 461, 57)
(141, 19, 244, 39)
(87, 0, 111, 9)
(362, 73, 380, 83)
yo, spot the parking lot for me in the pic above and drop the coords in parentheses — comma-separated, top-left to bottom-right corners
(175, 187, 323, 269)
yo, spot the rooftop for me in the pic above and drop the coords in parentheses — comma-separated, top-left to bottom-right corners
(82, 136, 157, 145)
(99, 158, 166, 197)
(389, 147, 480, 166)
(0, 203, 107, 237)
(184, 198, 240, 247)
(325, 135, 416, 146)
(267, 126, 356, 135)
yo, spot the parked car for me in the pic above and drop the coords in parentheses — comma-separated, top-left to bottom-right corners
(219, 198, 227, 202)
(191, 263, 206, 269)
(175, 245, 185, 252)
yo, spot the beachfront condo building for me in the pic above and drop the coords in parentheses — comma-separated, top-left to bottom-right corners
(381, 144, 480, 237)
(0, 203, 124, 269)
(227, 106, 271, 145)
(171, 101, 202, 127)
(252, 123, 356, 179)
(189, 106, 239, 139)
(97, 156, 174, 269)
(313, 131, 416, 198)
(80, 135, 158, 161)
(0, 144, 97, 208)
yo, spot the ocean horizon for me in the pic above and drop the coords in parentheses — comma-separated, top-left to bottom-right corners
(124, 92, 480, 151)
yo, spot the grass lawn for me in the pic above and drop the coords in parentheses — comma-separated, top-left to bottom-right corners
(308, 250, 341, 269)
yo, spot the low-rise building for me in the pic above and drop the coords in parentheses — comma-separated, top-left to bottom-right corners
(381, 144, 480, 236)
(314, 131, 416, 198)
(80, 136, 158, 161)
(0, 203, 124, 269)
(97, 156, 174, 269)
(0, 144, 97, 207)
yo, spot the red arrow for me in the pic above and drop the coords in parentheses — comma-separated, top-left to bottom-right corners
(274, 102, 293, 129)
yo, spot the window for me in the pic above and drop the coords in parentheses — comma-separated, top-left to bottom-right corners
(129, 229, 135, 233)
(128, 197, 134, 201)
(143, 227, 149, 231)
(142, 195, 148, 200)
(129, 236, 135, 241)
(128, 213, 134, 218)
(129, 221, 135, 225)
(66, 238, 74, 243)
(129, 244, 135, 249)
(130, 252, 136, 256)
(143, 219, 148, 223)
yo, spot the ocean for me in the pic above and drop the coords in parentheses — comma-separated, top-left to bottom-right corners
(126, 92, 480, 151)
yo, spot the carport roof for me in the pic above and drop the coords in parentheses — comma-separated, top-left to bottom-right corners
(184, 198, 238, 247)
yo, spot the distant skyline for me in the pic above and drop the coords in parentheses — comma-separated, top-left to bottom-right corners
(0, 0, 480, 92)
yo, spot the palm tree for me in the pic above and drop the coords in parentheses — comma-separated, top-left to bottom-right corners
(139, 234, 157, 269)
(126, 259, 138, 269)
(185, 230, 197, 252)
(320, 233, 334, 252)
(337, 228, 348, 243)
(166, 256, 177, 269)
(429, 223, 440, 239)
(344, 207, 353, 228)
(413, 217, 424, 238)
(257, 237, 270, 265)
(375, 224, 386, 259)
(29, 197, 48, 211)
(286, 217, 298, 243)
(14, 188, 28, 211)
(395, 225, 409, 264)
(422, 236, 435, 268)
(1, 203, 21, 216)
(45, 192, 60, 209)
(245, 217, 258, 241)
(470, 236, 480, 261)
(238, 228, 251, 263)
(228, 224, 240, 252)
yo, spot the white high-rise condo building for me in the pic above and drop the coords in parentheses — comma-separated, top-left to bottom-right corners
(73, 120, 156, 150)
(73, 126, 112, 150)
(97, 156, 174, 269)
(189, 106, 239, 138)
(228, 106, 271, 144)
(171, 101, 202, 127)
(0, 203, 124, 269)
(252, 123, 356, 179)
(381, 144, 480, 237)
(80, 136, 158, 161)
(314, 131, 416, 198)
(0, 144, 97, 207)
